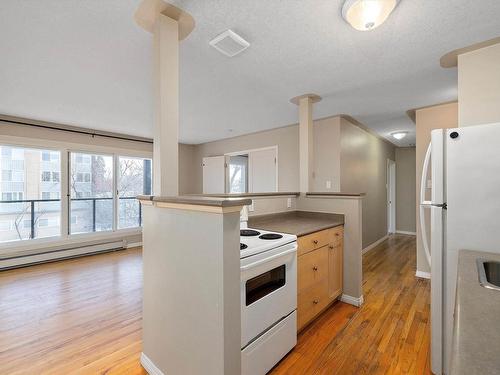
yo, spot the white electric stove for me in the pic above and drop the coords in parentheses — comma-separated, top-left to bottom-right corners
(239, 227, 298, 375)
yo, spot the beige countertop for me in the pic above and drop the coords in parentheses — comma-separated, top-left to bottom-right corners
(451, 250, 500, 375)
(192, 192, 300, 198)
(306, 192, 366, 197)
(248, 211, 344, 237)
(137, 195, 252, 207)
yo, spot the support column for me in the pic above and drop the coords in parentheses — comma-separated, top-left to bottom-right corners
(291, 93, 322, 193)
(153, 14, 179, 195)
(135, 0, 195, 196)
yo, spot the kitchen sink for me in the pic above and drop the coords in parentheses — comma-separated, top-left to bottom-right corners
(477, 259, 500, 291)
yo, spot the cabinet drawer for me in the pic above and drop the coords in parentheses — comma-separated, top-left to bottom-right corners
(297, 279, 329, 330)
(298, 246, 328, 293)
(298, 229, 331, 256)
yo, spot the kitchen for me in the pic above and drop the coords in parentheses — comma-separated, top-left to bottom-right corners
(1, 1, 500, 375)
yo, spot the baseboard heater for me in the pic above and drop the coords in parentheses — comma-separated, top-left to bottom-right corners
(0, 240, 126, 270)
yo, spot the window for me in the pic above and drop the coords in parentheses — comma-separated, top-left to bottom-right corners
(41, 171, 51, 182)
(228, 155, 248, 193)
(2, 170, 12, 182)
(38, 219, 48, 227)
(52, 172, 60, 182)
(42, 152, 51, 161)
(70, 152, 113, 234)
(42, 192, 51, 200)
(0, 145, 61, 243)
(118, 157, 152, 229)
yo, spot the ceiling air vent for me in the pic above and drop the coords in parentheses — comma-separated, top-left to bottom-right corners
(209, 29, 250, 57)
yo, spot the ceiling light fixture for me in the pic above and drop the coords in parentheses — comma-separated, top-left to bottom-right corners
(342, 0, 400, 31)
(391, 131, 408, 140)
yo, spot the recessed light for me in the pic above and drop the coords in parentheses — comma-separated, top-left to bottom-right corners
(391, 131, 408, 140)
(342, 0, 400, 31)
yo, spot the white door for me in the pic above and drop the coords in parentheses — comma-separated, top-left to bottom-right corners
(249, 148, 277, 193)
(202, 156, 228, 194)
(387, 159, 396, 233)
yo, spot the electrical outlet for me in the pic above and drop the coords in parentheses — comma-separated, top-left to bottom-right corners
(326, 180, 332, 189)
(287, 198, 292, 208)
(249, 200, 255, 212)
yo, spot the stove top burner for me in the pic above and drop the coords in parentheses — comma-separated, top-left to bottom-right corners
(259, 233, 283, 240)
(240, 229, 261, 237)
(240, 243, 248, 250)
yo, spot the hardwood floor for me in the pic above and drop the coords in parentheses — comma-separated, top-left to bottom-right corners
(0, 234, 430, 374)
(270, 234, 431, 375)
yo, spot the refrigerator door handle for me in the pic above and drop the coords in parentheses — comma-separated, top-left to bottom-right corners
(420, 143, 432, 267)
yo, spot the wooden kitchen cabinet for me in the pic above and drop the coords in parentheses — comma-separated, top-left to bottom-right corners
(297, 226, 344, 331)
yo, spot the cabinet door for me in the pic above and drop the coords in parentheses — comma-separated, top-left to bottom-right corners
(298, 246, 328, 293)
(328, 242, 343, 300)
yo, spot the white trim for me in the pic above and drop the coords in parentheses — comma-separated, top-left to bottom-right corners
(396, 230, 417, 236)
(140, 353, 165, 375)
(362, 234, 389, 254)
(415, 270, 431, 279)
(0, 240, 125, 269)
(340, 294, 364, 307)
(127, 241, 143, 248)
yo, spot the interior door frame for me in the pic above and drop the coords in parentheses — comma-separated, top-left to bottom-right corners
(387, 159, 396, 234)
(225, 146, 278, 192)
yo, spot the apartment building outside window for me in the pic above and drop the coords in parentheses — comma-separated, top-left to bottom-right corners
(0, 145, 152, 244)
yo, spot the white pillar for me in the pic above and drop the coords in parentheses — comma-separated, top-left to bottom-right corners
(299, 97, 313, 193)
(153, 14, 179, 196)
(291, 93, 321, 193)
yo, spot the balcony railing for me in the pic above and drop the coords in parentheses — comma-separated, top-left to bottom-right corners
(0, 198, 60, 240)
(0, 196, 142, 241)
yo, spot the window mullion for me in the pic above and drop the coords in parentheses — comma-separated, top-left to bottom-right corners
(61, 150, 69, 237)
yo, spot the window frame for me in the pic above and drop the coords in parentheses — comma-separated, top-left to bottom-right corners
(0, 137, 152, 252)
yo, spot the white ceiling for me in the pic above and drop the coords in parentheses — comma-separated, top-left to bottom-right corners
(1, 1, 500, 146)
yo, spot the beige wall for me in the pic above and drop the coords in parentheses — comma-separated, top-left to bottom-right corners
(192, 125, 300, 193)
(458, 43, 500, 127)
(191, 115, 396, 249)
(339, 117, 396, 248)
(415, 102, 458, 273)
(312, 116, 341, 191)
(395, 147, 416, 233)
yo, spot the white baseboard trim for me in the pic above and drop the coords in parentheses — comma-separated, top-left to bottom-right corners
(362, 235, 389, 254)
(340, 294, 364, 307)
(0, 240, 125, 270)
(396, 230, 417, 236)
(415, 270, 431, 279)
(127, 241, 143, 249)
(140, 353, 164, 375)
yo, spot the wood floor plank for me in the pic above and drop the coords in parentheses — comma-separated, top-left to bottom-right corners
(0, 235, 430, 374)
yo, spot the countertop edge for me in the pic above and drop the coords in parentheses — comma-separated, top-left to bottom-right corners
(138, 195, 252, 207)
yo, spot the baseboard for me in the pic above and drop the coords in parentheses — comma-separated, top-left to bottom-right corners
(0, 240, 125, 270)
(340, 294, 364, 307)
(362, 235, 389, 254)
(140, 353, 164, 375)
(396, 230, 417, 236)
(415, 270, 431, 279)
(127, 242, 143, 248)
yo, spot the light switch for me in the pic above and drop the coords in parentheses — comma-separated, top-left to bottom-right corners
(249, 200, 255, 212)
(326, 180, 332, 189)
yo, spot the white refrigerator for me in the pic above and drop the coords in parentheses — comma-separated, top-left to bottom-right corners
(420, 122, 500, 374)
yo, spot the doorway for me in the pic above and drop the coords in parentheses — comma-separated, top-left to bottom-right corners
(387, 159, 396, 233)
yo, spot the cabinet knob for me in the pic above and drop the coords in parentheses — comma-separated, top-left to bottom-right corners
(313, 240, 318, 244)
(313, 266, 318, 271)
(335, 233, 340, 237)
(313, 300, 319, 304)
(329, 245, 334, 249)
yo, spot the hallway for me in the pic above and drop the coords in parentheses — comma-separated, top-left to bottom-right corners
(271, 234, 431, 374)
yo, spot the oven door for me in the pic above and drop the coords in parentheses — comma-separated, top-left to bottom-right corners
(240, 241, 297, 348)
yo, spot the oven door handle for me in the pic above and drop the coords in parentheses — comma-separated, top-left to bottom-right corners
(240, 247, 296, 271)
